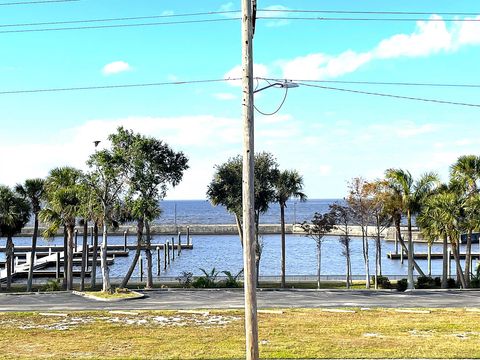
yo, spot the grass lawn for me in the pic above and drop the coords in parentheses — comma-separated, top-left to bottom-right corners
(0, 308, 479, 359)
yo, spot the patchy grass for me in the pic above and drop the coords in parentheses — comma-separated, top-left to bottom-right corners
(0, 308, 478, 359)
(82, 291, 142, 300)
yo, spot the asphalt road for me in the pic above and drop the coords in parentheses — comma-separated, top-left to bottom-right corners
(0, 289, 478, 311)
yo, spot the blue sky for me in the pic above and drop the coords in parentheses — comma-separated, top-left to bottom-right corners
(0, 0, 479, 199)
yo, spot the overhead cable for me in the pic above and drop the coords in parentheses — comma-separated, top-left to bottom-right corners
(0, 0, 78, 5)
(298, 82, 480, 108)
(0, 78, 239, 95)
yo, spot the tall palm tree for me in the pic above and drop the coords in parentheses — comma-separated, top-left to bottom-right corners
(40, 167, 83, 290)
(450, 155, 480, 286)
(15, 179, 45, 292)
(275, 170, 306, 288)
(385, 169, 439, 290)
(417, 191, 449, 288)
(0, 186, 30, 290)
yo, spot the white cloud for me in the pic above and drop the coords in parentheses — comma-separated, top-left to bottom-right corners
(161, 10, 174, 16)
(102, 61, 132, 76)
(224, 63, 269, 86)
(375, 15, 452, 59)
(455, 16, 480, 46)
(213, 93, 237, 101)
(261, 5, 291, 27)
(279, 15, 480, 81)
(396, 123, 437, 138)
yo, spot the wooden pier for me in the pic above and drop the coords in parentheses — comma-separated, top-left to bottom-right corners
(388, 252, 480, 260)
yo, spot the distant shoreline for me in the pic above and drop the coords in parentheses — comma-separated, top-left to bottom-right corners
(14, 224, 423, 242)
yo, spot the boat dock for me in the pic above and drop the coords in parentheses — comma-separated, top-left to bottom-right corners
(387, 252, 480, 260)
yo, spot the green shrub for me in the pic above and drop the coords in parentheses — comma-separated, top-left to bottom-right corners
(372, 275, 391, 289)
(221, 269, 244, 288)
(176, 271, 193, 288)
(416, 276, 437, 289)
(42, 279, 61, 292)
(396, 278, 408, 292)
(434, 277, 442, 287)
(447, 278, 457, 288)
(192, 268, 219, 288)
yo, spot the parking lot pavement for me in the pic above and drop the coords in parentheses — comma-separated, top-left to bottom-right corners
(0, 289, 478, 312)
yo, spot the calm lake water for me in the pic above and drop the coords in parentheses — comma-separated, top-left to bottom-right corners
(3, 234, 475, 279)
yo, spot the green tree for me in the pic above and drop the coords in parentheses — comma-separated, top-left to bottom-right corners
(86, 148, 127, 293)
(274, 169, 306, 288)
(418, 189, 467, 288)
(347, 177, 374, 289)
(40, 167, 83, 290)
(385, 169, 439, 290)
(450, 155, 480, 286)
(207, 152, 278, 284)
(110, 127, 189, 289)
(300, 211, 336, 289)
(0, 186, 30, 290)
(329, 203, 354, 288)
(15, 178, 45, 292)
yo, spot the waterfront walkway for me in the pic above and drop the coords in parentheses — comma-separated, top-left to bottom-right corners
(0, 289, 478, 311)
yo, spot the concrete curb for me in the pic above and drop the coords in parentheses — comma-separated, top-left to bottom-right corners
(72, 290, 145, 302)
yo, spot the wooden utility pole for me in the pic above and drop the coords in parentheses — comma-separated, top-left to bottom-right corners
(242, 0, 259, 359)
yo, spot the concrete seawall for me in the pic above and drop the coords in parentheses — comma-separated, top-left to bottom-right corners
(15, 223, 425, 241)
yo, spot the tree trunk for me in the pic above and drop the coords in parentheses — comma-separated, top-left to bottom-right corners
(80, 220, 88, 291)
(101, 221, 111, 293)
(121, 219, 143, 288)
(145, 219, 153, 289)
(362, 227, 370, 289)
(26, 213, 39, 292)
(66, 225, 74, 290)
(465, 229, 472, 287)
(5, 236, 13, 290)
(317, 241, 321, 289)
(451, 242, 467, 288)
(90, 222, 98, 289)
(280, 203, 286, 288)
(254, 211, 260, 287)
(235, 213, 244, 247)
(63, 226, 68, 290)
(395, 220, 425, 276)
(407, 210, 414, 290)
(442, 235, 448, 289)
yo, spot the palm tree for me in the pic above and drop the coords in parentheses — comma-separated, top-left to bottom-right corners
(0, 186, 30, 290)
(15, 179, 45, 292)
(274, 170, 306, 288)
(450, 155, 480, 286)
(385, 169, 439, 290)
(417, 191, 449, 288)
(40, 167, 83, 290)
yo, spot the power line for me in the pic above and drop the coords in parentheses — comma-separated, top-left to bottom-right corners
(0, 10, 241, 29)
(258, 9, 480, 16)
(0, 0, 78, 5)
(261, 78, 480, 88)
(0, 78, 239, 95)
(298, 82, 480, 108)
(258, 16, 480, 22)
(0, 18, 239, 34)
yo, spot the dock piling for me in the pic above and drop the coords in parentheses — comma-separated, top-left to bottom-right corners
(167, 241, 171, 266)
(187, 227, 190, 247)
(56, 252, 60, 279)
(427, 243, 432, 276)
(74, 229, 78, 249)
(156, 247, 161, 276)
(178, 232, 182, 256)
(172, 237, 175, 261)
(123, 230, 128, 252)
(139, 255, 143, 282)
(164, 243, 167, 270)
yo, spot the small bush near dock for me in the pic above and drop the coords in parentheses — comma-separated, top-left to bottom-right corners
(42, 279, 61, 292)
(372, 276, 391, 289)
(415, 276, 437, 289)
(396, 278, 408, 292)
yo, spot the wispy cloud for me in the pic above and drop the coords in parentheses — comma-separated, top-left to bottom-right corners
(213, 93, 237, 101)
(102, 61, 132, 76)
(280, 15, 480, 80)
(260, 5, 291, 27)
